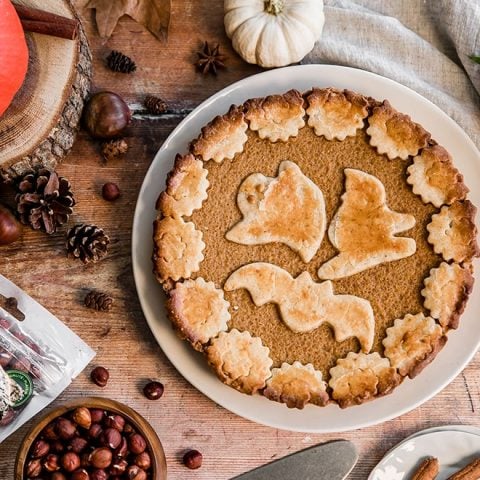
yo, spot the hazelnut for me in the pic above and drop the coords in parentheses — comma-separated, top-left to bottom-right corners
(0, 204, 21, 245)
(114, 436, 128, 458)
(135, 451, 151, 470)
(183, 449, 203, 470)
(61, 451, 81, 472)
(41, 422, 59, 440)
(123, 423, 135, 435)
(69, 436, 89, 453)
(89, 447, 113, 469)
(31, 439, 50, 458)
(71, 469, 90, 480)
(25, 458, 42, 478)
(126, 465, 147, 480)
(0, 348, 12, 368)
(90, 408, 105, 423)
(43, 453, 60, 472)
(128, 433, 147, 454)
(105, 414, 125, 431)
(143, 381, 164, 400)
(102, 182, 121, 201)
(80, 452, 91, 469)
(51, 473, 67, 480)
(101, 427, 122, 449)
(0, 408, 14, 426)
(90, 470, 108, 480)
(72, 407, 92, 429)
(109, 457, 128, 475)
(55, 417, 77, 439)
(89, 423, 103, 439)
(91, 366, 109, 387)
(51, 440, 65, 453)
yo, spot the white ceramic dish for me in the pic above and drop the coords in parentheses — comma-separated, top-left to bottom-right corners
(369, 430, 480, 479)
(132, 65, 480, 433)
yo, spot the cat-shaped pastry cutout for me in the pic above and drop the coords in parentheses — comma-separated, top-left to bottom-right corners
(226, 161, 326, 262)
(225, 263, 375, 352)
(317, 169, 416, 280)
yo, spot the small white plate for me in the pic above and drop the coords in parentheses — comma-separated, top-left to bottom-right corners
(132, 65, 480, 432)
(369, 430, 480, 479)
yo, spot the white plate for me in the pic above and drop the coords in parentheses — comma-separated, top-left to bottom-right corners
(132, 65, 480, 433)
(369, 430, 480, 479)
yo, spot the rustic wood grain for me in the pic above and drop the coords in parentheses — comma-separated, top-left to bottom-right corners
(1, 3, 480, 479)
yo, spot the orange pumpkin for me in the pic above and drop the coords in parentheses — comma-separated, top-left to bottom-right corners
(0, 0, 29, 117)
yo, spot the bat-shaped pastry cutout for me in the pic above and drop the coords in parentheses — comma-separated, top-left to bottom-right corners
(317, 169, 416, 280)
(226, 161, 326, 262)
(225, 263, 375, 352)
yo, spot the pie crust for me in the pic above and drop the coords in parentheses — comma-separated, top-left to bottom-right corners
(153, 88, 478, 409)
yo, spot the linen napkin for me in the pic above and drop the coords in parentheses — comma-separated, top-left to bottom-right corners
(304, 0, 480, 150)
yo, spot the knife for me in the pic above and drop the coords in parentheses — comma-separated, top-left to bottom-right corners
(232, 439, 358, 480)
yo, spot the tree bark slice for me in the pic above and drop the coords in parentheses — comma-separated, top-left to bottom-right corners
(0, 0, 92, 180)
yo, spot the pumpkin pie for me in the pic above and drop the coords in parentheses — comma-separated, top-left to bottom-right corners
(153, 88, 478, 409)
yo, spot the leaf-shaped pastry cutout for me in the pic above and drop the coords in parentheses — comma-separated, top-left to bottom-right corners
(226, 161, 326, 262)
(318, 169, 416, 280)
(225, 263, 375, 352)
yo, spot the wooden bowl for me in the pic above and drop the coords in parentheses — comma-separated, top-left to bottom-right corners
(14, 397, 167, 480)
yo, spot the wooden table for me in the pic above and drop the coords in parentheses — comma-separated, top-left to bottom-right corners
(1, 2, 479, 478)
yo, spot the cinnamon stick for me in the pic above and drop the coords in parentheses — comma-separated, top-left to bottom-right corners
(13, 4, 78, 40)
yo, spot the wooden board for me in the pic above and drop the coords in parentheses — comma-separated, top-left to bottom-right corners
(1, 2, 479, 479)
(0, 0, 91, 179)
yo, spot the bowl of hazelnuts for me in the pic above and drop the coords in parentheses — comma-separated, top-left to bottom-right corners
(15, 397, 167, 480)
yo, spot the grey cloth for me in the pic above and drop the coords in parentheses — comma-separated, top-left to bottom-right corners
(304, 0, 480, 149)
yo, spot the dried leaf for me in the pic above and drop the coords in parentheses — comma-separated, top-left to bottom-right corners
(86, 0, 171, 41)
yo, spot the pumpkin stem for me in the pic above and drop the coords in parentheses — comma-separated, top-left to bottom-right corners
(264, 0, 284, 15)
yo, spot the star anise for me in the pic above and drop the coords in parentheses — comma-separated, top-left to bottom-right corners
(195, 42, 226, 75)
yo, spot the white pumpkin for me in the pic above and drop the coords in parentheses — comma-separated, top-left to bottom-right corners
(224, 0, 325, 68)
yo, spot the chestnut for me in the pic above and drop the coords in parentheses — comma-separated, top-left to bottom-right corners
(89, 447, 112, 469)
(31, 439, 50, 458)
(61, 451, 81, 472)
(101, 427, 121, 449)
(0, 204, 21, 246)
(72, 407, 92, 429)
(126, 465, 147, 480)
(25, 458, 42, 477)
(128, 433, 146, 454)
(143, 381, 164, 400)
(55, 417, 76, 439)
(183, 449, 203, 470)
(83, 91, 131, 139)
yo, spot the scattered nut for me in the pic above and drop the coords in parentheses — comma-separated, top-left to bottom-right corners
(0, 204, 22, 246)
(183, 449, 203, 470)
(128, 433, 147, 455)
(25, 458, 42, 477)
(31, 439, 50, 458)
(89, 447, 113, 469)
(90, 366, 109, 387)
(61, 451, 81, 472)
(143, 381, 164, 400)
(102, 182, 121, 201)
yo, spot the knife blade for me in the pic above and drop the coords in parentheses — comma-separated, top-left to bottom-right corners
(232, 440, 358, 480)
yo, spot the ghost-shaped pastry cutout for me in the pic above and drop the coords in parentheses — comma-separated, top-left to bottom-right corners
(226, 161, 326, 262)
(225, 263, 375, 352)
(317, 169, 416, 280)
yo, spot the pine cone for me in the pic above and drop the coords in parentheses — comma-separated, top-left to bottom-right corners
(84, 291, 113, 311)
(102, 139, 128, 161)
(106, 50, 137, 74)
(66, 224, 110, 264)
(144, 95, 168, 115)
(15, 169, 75, 234)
